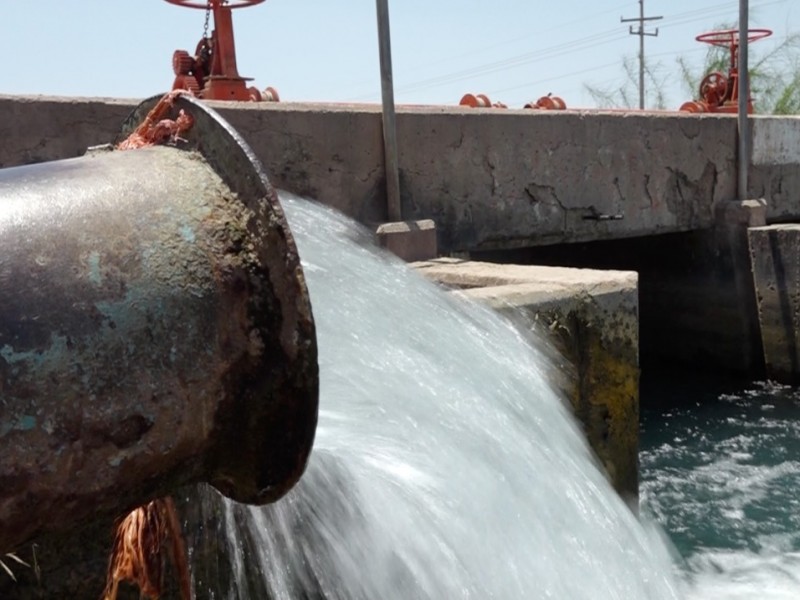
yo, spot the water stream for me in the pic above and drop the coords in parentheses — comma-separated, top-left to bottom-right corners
(188, 193, 681, 599)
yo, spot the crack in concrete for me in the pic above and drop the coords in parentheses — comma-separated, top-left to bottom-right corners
(525, 182, 568, 231)
(613, 176, 625, 203)
(643, 174, 655, 208)
(667, 166, 689, 207)
(710, 161, 719, 203)
(451, 131, 465, 150)
(358, 165, 382, 183)
(487, 157, 499, 195)
(677, 121, 701, 141)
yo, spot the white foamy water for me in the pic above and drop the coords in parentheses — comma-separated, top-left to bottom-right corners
(641, 381, 800, 600)
(683, 549, 800, 600)
(187, 193, 682, 599)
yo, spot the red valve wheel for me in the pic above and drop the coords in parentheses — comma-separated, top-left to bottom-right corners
(695, 28, 772, 47)
(699, 71, 728, 105)
(163, 0, 265, 9)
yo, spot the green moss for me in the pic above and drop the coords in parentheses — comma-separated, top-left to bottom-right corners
(538, 303, 639, 501)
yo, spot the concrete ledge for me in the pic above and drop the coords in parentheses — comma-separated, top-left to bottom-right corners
(376, 219, 437, 262)
(715, 198, 767, 226)
(414, 258, 639, 501)
(0, 94, 752, 253)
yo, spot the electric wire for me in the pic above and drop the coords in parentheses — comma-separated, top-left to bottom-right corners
(344, 0, 788, 103)
(394, 0, 785, 96)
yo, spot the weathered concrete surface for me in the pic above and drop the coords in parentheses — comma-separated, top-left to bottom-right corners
(751, 117, 800, 220)
(8, 94, 800, 255)
(414, 258, 639, 501)
(0, 95, 136, 167)
(376, 219, 438, 262)
(748, 224, 800, 383)
(714, 199, 768, 372)
(144, 104, 744, 254)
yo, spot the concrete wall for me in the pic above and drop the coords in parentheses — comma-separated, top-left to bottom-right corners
(1, 95, 798, 254)
(748, 224, 800, 382)
(751, 116, 800, 221)
(414, 259, 640, 501)
(0, 96, 135, 166)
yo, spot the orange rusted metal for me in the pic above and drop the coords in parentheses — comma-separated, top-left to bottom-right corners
(165, 0, 279, 102)
(679, 28, 772, 114)
(524, 95, 567, 110)
(117, 90, 194, 150)
(459, 93, 507, 109)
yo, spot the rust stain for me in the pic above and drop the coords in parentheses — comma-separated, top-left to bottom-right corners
(117, 91, 194, 151)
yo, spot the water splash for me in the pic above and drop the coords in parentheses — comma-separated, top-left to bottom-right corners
(189, 193, 681, 599)
(642, 379, 800, 600)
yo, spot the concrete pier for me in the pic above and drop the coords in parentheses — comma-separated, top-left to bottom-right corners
(376, 219, 438, 262)
(748, 223, 800, 383)
(415, 259, 639, 501)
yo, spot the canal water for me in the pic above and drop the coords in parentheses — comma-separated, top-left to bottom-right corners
(641, 373, 800, 599)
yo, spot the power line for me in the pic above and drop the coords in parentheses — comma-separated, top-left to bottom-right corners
(392, 1, 760, 98)
(343, 0, 784, 103)
(621, 0, 663, 109)
(396, 28, 626, 94)
(406, 3, 633, 73)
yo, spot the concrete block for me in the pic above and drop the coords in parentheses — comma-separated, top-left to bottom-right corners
(707, 198, 768, 375)
(415, 258, 639, 502)
(715, 198, 767, 227)
(376, 219, 437, 262)
(748, 223, 800, 383)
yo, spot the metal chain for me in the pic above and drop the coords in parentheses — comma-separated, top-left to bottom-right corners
(203, 2, 211, 39)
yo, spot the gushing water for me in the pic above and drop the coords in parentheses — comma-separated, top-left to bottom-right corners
(189, 194, 681, 599)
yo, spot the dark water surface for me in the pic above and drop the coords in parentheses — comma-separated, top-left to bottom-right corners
(640, 372, 800, 598)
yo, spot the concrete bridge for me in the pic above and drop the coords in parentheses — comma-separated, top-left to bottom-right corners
(2, 94, 800, 379)
(2, 95, 800, 254)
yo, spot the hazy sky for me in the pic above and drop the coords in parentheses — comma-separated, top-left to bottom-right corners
(2, 0, 796, 110)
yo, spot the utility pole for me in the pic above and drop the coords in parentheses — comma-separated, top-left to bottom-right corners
(738, 0, 750, 199)
(621, 0, 663, 109)
(375, 0, 402, 222)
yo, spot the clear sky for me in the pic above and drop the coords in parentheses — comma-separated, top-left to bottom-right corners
(2, 0, 796, 110)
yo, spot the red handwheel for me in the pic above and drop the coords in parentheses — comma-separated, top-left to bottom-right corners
(695, 28, 772, 47)
(164, 0, 265, 9)
(165, 0, 277, 102)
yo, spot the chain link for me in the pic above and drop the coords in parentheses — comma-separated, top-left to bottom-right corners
(203, 2, 211, 39)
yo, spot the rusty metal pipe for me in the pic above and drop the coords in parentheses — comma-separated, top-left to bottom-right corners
(0, 95, 318, 551)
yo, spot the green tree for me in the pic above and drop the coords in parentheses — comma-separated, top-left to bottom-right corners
(585, 27, 800, 114)
(677, 27, 800, 114)
(584, 55, 668, 110)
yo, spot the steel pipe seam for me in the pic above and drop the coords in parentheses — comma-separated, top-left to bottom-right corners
(0, 95, 318, 550)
